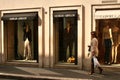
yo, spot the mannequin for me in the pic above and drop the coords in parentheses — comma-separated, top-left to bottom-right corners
(103, 25, 113, 64)
(112, 25, 119, 63)
(63, 22, 74, 62)
(23, 24, 32, 60)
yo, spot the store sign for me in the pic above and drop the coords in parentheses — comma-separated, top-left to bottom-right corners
(65, 14, 76, 17)
(54, 14, 64, 17)
(1, 12, 38, 21)
(9, 17, 27, 20)
(54, 14, 76, 17)
(95, 10, 120, 19)
(53, 10, 77, 18)
(95, 15, 120, 19)
(101, 0, 117, 3)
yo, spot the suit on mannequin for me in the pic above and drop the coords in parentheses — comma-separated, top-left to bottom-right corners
(63, 22, 74, 62)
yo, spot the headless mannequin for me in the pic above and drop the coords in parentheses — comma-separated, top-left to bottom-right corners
(112, 25, 119, 63)
(103, 25, 113, 64)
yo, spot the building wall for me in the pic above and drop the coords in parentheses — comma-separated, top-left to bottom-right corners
(0, 0, 119, 70)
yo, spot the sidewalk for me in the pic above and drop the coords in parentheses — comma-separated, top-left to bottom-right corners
(0, 64, 120, 80)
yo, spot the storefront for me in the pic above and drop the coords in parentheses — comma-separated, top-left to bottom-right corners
(0, 8, 44, 67)
(50, 6, 84, 69)
(0, 6, 84, 69)
(2, 0, 119, 70)
(92, 4, 120, 64)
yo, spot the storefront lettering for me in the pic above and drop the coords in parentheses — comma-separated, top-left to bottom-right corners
(9, 17, 18, 20)
(54, 14, 76, 17)
(54, 14, 64, 17)
(9, 17, 27, 20)
(18, 17, 27, 20)
(65, 14, 76, 17)
(95, 15, 120, 19)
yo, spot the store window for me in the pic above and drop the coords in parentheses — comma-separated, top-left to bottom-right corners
(96, 19, 120, 64)
(53, 10, 78, 65)
(2, 12, 38, 62)
(94, 9, 120, 64)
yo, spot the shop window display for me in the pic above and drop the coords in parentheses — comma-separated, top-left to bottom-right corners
(3, 16, 38, 62)
(53, 10, 78, 65)
(96, 19, 120, 64)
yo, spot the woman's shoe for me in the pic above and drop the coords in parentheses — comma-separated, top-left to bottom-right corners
(98, 67, 103, 74)
(89, 72, 94, 75)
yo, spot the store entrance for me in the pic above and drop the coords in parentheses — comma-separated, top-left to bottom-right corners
(53, 10, 78, 65)
(96, 19, 120, 64)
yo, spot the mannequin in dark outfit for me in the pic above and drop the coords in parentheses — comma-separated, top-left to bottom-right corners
(63, 22, 74, 62)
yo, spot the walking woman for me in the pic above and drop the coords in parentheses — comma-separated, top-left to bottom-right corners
(89, 31, 103, 75)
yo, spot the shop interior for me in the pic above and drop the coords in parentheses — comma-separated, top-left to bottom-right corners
(96, 19, 120, 65)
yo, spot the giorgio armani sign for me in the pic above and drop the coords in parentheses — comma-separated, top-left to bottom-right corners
(1, 12, 38, 20)
(9, 17, 27, 20)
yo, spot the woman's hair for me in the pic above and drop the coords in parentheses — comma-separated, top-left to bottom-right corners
(91, 31, 97, 38)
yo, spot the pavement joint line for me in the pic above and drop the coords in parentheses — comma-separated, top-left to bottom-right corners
(0, 73, 90, 80)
